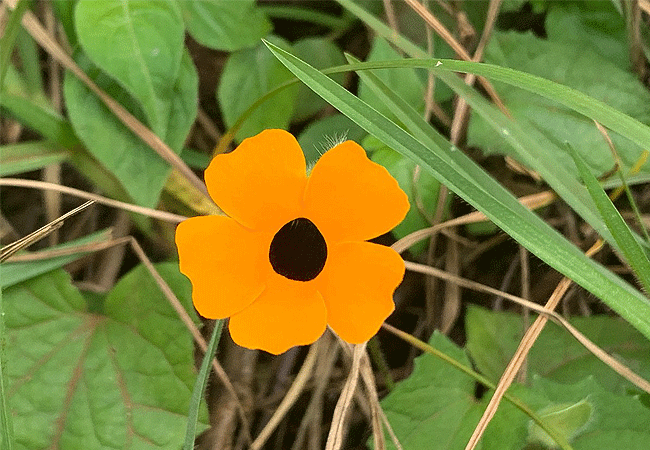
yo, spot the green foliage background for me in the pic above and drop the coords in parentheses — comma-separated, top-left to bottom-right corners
(1, 0, 650, 449)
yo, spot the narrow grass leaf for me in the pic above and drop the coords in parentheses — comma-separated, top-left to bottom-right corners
(334, 0, 650, 255)
(263, 40, 650, 341)
(183, 319, 224, 450)
(566, 143, 650, 294)
(335, 1, 650, 153)
(0, 0, 29, 91)
(0, 142, 69, 177)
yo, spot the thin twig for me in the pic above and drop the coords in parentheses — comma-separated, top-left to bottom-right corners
(449, 0, 502, 144)
(250, 341, 320, 450)
(404, 259, 650, 394)
(403, 0, 509, 115)
(382, 0, 399, 33)
(0, 178, 188, 223)
(464, 242, 598, 450)
(392, 191, 556, 254)
(325, 343, 365, 450)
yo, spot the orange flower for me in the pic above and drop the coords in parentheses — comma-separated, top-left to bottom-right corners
(176, 129, 409, 354)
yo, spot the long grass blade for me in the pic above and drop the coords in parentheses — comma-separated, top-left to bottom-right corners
(567, 143, 650, 293)
(263, 40, 650, 342)
(183, 319, 224, 450)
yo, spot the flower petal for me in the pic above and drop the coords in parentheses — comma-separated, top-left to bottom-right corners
(303, 140, 410, 243)
(316, 241, 404, 343)
(228, 274, 327, 354)
(176, 215, 270, 319)
(205, 129, 308, 232)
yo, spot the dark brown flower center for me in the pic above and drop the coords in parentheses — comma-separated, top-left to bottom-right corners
(269, 218, 327, 282)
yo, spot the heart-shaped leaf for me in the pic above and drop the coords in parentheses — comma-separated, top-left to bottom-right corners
(4, 263, 206, 449)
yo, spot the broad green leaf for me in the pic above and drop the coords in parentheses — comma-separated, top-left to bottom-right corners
(63, 51, 196, 207)
(528, 399, 594, 448)
(378, 332, 544, 450)
(292, 37, 346, 122)
(75, 0, 184, 139)
(179, 0, 271, 52)
(4, 264, 206, 449)
(546, 2, 628, 68)
(162, 51, 199, 152)
(358, 37, 425, 123)
(218, 36, 298, 142)
(297, 114, 365, 164)
(525, 377, 650, 449)
(378, 332, 493, 450)
(264, 41, 650, 341)
(467, 31, 650, 178)
(1, 67, 144, 221)
(180, 147, 211, 171)
(465, 306, 650, 394)
(378, 331, 650, 450)
(0, 141, 68, 176)
(64, 66, 168, 208)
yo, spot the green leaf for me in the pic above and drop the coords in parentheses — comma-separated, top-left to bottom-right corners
(0, 141, 68, 176)
(64, 67, 168, 208)
(545, 2, 627, 68)
(528, 398, 594, 448)
(4, 264, 207, 449)
(334, 0, 650, 259)
(378, 332, 490, 450)
(378, 332, 549, 450)
(162, 50, 199, 152)
(218, 36, 298, 142)
(75, 0, 185, 139)
(292, 37, 346, 122)
(346, 51, 447, 255)
(1, 64, 77, 148)
(0, 92, 77, 148)
(379, 331, 650, 450)
(15, 28, 44, 96)
(297, 114, 366, 164)
(263, 40, 650, 341)
(52, 0, 78, 49)
(526, 377, 650, 449)
(567, 142, 650, 294)
(183, 319, 223, 450)
(467, 31, 650, 178)
(465, 306, 650, 394)
(63, 50, 196, 208)
(179, 0, 271, 52)
(0, 0, 29, 92)
(358, 37, 425, 123)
